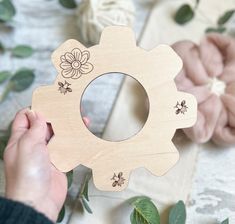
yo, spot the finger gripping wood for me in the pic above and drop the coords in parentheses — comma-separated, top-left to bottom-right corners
(32, 26, 197, 191)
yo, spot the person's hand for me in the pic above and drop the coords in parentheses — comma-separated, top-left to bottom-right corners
(3, 109, 67, 222)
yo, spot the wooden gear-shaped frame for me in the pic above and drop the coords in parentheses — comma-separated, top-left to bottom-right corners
(32, 26, 197, 191)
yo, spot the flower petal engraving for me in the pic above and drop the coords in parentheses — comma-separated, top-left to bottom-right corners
(80, 51, 90, 64)
(80, 63, 93, 74)
(60, 61, 72, 70)
(65, 52, 75, 63)
(72, 48, 82, 61)
(62, 69, 74, 78)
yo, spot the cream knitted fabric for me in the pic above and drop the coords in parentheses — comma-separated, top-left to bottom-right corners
(76, 0, 135, 44)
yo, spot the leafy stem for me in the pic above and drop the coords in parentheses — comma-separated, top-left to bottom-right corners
(57, 170, 92, 223)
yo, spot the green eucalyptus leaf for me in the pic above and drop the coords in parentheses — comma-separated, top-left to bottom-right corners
(218, 10, 235, 25)
(66, 170, 73, 189)
(131, 209, 147, 224)
(59, 0, 77, 9)
(130, 210, 137, 224)
(0, 138, 7, 160)
(174, 4, 195, 25)
(6, 122, 12, 136)
(9, 69, 35, 92)
(0, 71, 11, 84)
(221, 218, 229, 224)
(57, 205, 65, 223)
(0, 127, 9, 159)
(131, 198, 160, 224)
(169, 200, 186, 224)
(0, 84, 11, 103)
(81, 196, 93, 214)
(206, 27, 226, 33)
(0, 0, 16, 22)
(0, 41, 4, 52)
(12, 45, 34, 58)
(81, 174, 90, 201)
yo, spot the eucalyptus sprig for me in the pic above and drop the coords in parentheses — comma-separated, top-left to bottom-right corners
(0, 42, 34, 58)
(174, 0, 200, 25)
(129, 198, 229, 224)
(174, 0, 235, 34)
(206, 9, 235, 33)
(57, 171, 92, 223)
(0, 68, 35, 103)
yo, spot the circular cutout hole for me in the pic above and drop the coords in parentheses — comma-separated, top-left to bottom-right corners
(80, 73, 149, 142)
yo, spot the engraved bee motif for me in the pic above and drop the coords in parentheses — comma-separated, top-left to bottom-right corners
(111, 172, 125, 187)
(58, 81, 72, 95)
(175, 100, 188, 114)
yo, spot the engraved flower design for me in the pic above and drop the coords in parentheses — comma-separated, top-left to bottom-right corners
(60, 48, 94, 79)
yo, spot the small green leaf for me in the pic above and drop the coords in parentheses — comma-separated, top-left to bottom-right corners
(218, 10, 235, 25)
(66, 170, 73, 189)
(221, 218, 229, 224)
(0, 0, 16, 22)
(131, 209, 145, 224)
(57, 205, 65, 223)
(0, 71, 11, 84)
(81, 196, 93, 214)
(0, 41, 4, 52)
(9, 69, 35, 92)
(12, 45, 34, 58)
(0, 84, 11, 103)
(130, 210, 136, 224)
(174, 4, 195, 25)
(169, 200, 186, 224)
(59, 0, 77, 9)
(6, 122, 12, 136)
(0, 138, 7, 160)
(131, 198, 160, 224)
(205, 27, 226, 33)
(81, 173, 91, 201)
(0, 126, 10, 159)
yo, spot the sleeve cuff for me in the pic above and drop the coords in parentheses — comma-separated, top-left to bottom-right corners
(0, 197, 53, 224)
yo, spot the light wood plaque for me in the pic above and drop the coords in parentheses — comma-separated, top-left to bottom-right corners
(32, 26, 197, 191)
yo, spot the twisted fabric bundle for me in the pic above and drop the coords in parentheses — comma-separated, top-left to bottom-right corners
(172, 34, 235, 145)
(76, 0, 135, 44)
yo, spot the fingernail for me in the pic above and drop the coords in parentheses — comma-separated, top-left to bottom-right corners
(26, 109, 36, 118)
(83, 117, 90, 126)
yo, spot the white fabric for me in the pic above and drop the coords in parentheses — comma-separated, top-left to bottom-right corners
(76, 0, 135, 44)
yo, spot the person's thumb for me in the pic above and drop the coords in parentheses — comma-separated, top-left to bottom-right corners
(26, 110, 47, 144)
